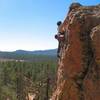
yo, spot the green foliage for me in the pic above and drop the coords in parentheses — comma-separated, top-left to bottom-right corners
(0, 57, 57, 100)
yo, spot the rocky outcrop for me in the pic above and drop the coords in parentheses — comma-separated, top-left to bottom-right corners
(52, 3, 100, 100)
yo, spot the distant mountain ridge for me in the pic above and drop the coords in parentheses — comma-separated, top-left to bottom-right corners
(0, 49, 57, 60)
(14, 49, 57, 55)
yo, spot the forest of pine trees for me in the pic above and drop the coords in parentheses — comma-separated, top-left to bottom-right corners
(0, 57, 57, 100)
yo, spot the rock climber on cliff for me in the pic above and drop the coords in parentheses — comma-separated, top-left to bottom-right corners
(55, 21, 65, 58)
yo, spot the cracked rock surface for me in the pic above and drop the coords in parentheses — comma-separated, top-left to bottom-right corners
(51, 3, 100, 100)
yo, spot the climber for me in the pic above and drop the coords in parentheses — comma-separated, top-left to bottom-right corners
(55, 21, 65, 58)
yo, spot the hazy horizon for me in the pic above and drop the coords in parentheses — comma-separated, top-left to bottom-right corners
(0, 0, 99, 51)
(0, 48, 57, 52)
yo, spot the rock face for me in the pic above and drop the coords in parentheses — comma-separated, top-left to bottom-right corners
(52, 3, 100, 100)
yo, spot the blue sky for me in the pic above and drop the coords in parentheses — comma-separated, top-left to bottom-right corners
(0, 0, 99, 51)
